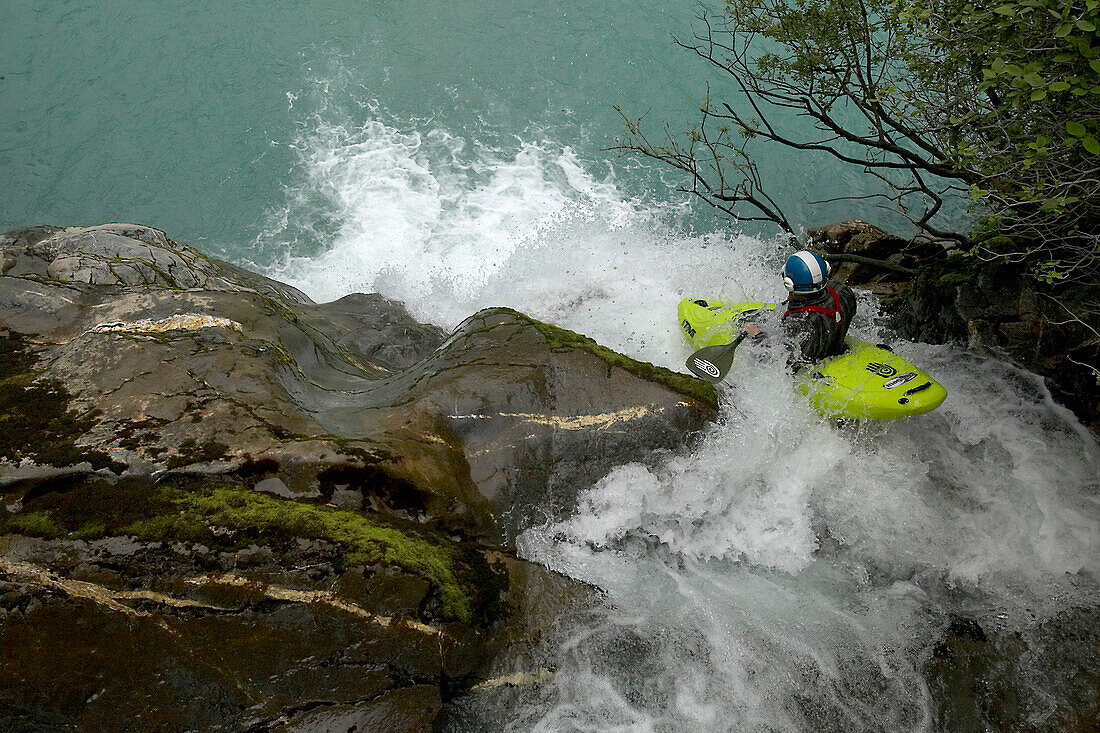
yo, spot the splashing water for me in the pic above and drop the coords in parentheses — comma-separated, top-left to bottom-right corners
(258, 92, 1100, 731)
(254, 81, 760, 360)
(511, 344, 1098, 730)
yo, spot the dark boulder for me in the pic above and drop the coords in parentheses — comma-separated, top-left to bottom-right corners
(809, 219, 941, 287)
(340, 307, 717, 540)
(892, 261, 1099, 433)
(0, 224, 716, 542)
(924, 609, 1100, 732)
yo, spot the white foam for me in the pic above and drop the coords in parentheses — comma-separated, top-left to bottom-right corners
(256, 95, 786, 364)
(514, 338, 1097, 728)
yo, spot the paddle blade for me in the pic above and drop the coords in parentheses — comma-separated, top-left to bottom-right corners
(685, 333, 747, 383)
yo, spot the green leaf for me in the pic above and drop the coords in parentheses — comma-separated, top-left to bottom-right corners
(992, 4, 1015, 14)
(1055, 23, 1073, 37)
(1083, 135, 1100, 155)
(1091, 59, 1100, 74)
(1024, 72, 1045, 86)
(1077, 18, 1097, 31)
(1031, 89, 1047, 100)
(1049, 81, 1072, 92)
(1067, 120, 1087, 136)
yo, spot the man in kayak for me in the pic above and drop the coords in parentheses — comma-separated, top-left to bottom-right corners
(744, 250, 857, 366)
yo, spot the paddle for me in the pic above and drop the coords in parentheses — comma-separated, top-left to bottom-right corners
(685, 331, 748, 383)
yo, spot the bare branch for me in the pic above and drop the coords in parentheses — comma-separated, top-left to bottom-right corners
(823, 252, 918, 274)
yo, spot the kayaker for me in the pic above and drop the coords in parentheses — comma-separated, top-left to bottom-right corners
(743, 250, 856, 366)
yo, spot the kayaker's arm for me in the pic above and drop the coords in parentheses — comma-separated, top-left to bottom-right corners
(789, 317, 833, 364)
(749, 314, 831, 367)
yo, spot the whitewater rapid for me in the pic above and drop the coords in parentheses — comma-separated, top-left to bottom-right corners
(256, 96, 1100, 731)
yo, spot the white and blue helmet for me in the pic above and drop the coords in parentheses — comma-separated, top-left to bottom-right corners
(782, 251, 831, 294)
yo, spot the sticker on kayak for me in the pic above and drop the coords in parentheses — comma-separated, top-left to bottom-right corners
(692, 358, 721, 379)
(866, 362, 897, 378)
(883, 372, 918, 389)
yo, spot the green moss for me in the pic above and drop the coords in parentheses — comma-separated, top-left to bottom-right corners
(69, 522, 108, 541)
(9, 273, 76, 287)
(324, 436, 394, 464)
(1, 479, 480, 623)
(4, 511, 63, 539)
(154, 487, 472, 620)
(261, 339, 295, 368)
(507, 309, 717, 407)
(936, 272, 971, 290)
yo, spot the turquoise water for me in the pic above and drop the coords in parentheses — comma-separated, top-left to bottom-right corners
(2, 0, 876, 255)
(3, 4, 1097, 731)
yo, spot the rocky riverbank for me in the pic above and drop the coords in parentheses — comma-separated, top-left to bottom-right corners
(0, 224, 717, 730)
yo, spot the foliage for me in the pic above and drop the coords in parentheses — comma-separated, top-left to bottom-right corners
(911, 0, 1100, 280)
(616, 0, 1100, 281)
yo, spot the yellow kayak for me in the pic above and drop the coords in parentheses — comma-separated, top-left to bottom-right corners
(678, 297, 947, 419)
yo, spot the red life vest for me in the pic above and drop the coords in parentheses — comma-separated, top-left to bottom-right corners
(782, 286, 843, 328)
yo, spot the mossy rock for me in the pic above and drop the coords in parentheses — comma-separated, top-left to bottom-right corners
(3, 511, 64, 539)
(935, 271, 971, 291)
(0, 478, 497, 623)
(506, 309, 717, 408)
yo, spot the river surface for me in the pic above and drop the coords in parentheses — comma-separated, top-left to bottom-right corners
(2, 3, 1097, 730)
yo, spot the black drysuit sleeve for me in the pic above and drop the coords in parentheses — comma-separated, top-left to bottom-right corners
(781, 284, 857, 366)
(786, 316, 835, 366)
